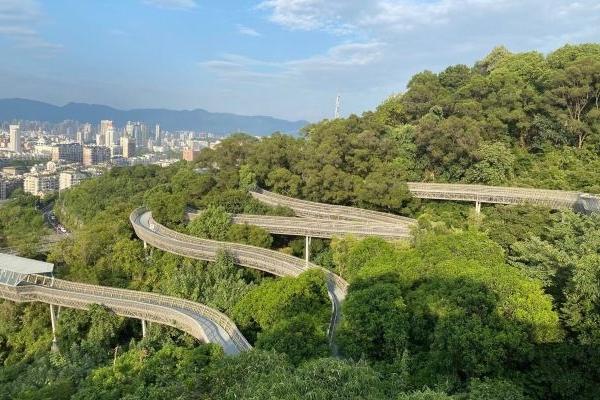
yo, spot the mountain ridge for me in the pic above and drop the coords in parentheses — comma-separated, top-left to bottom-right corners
(0, 98, 309, 135)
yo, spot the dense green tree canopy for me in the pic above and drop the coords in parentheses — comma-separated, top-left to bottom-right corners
(2, 43, 600, 400)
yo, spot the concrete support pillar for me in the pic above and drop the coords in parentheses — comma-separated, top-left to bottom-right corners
(50, 304, 58, 352)
(305, 236, 311, 267)
(141, 319, 147, 338)
(475, 201, 482, 214)
(143, 241, 148, 249)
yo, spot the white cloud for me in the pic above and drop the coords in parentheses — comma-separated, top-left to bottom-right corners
(257, 0, 358, 34)
(199, 41, 385, 92)
(108, 28, 128, 37)
(258, 0, 598, 35)
(237, 25, 261, 37)
(201, 0, 600, 120)
(143, 0, 197, 10)
(0, 0, 62, 51)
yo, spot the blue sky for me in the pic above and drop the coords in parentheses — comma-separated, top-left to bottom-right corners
(0, 0, 599, 121)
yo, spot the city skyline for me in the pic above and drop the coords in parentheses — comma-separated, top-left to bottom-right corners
(0, 0, 598, 121)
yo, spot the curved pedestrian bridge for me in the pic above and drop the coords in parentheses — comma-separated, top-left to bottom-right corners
(406, 182, 600, 212)
(0, 254, 250, 356)
(130, 208, 348, 343)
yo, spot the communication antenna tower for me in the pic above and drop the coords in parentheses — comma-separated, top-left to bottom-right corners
(334, 94, 341, 119)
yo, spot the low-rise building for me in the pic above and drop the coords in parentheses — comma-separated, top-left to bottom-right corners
(51, 143, 83, 163)
(0, 176, 23, 200)
(2, 166, 26, 176)
(83, 145, 110, 166)
(182, 148, 200, 162)
(24, 173, 58, 197)
(59, 170, 87, 190)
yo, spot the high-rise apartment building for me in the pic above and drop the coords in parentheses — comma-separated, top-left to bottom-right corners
(125, 121, 134, 138)
(120, 136, 136, 158)
(155, 124, 161, 145)
(51, 143, 83, 163)
(82, 123, 92, 143)
(100, 120, 113, 136)
(106, 126, 116, 147)
(9, 125, 21, 153)
(132, 123, 142, 147)
(77, 123, 93, 144)
(99, 120, 113, 147)
(83, 145, 111, 166)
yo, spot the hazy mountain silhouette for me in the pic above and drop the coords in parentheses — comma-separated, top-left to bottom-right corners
(0, 98, 308, 135)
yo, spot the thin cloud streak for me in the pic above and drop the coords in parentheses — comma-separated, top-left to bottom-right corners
(237, 25, 262, 37)
(0, 0, 62, 51)
(142, 0, 198, 10)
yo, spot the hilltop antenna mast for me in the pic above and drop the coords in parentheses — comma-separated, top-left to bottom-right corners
(334, 94, 341, 119)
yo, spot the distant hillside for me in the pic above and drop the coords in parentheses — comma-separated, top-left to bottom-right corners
(0, 98, 308, 135)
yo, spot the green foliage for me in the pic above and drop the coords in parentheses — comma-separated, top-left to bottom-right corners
(201, 350, 388, 399)
(239, 164, 258, 190)
(254, 315, 329, 365)
(338, 278, 409, 361)
(464, 142, 516, 185)
(187, 206, 231, 240)
(58, 165, 174, 226)
(200, 189, 254, 213)
(85, 305, 124, 348)
(467, 378, 526, 400)
(510, 211, 600, 346)
(357, 164, 416, 214)
(150, 250, 252, 315)
(170, 166, 215, 207)
(188, 207, 273, 247)
(4, 43, 600, 399)
(562, 254, 600, 344)
(0, 194, 47, 257)
(416, 115, 482, 180)
(234, 270, 330, 363)
(0, 303, 52, 365)
(481, 205, 555, 252)
(144, 184, 186, 226)
(73, 344, 219, 400)
(227, 223, 273, 248)
(235, 270, 329, 330)
(334, 232, 562, 390)
(397, 389, 454, 400)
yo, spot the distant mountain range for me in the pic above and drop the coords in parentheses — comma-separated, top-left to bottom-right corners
(0, 98, 309, 135)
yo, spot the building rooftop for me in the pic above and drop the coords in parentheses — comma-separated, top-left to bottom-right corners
(0, 253, 54, 286)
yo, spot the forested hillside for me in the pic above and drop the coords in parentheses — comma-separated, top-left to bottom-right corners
(198, 43, 599, 211)
(1, 44, 600, 399)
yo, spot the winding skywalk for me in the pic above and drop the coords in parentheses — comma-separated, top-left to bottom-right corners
(250, 188, 418, 225)
(253, 184, 600, 214)
(187, 213, 413, 240)
(130, 208, 349, 342)
(0, 266, 251, 355)
(406, 182, 600, 211)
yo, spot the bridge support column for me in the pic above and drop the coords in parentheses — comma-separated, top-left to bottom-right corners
(50, 304, 58, 352)
(305, 236, 311, 267)
(141, 320, 147, 338)
(475, 201, 482, 214)
(143, 241, 147, 249)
